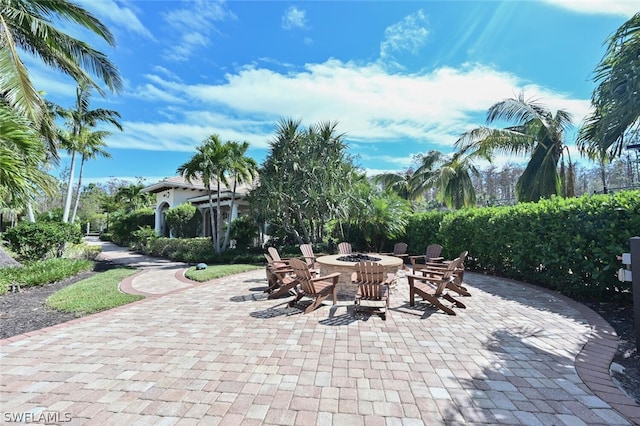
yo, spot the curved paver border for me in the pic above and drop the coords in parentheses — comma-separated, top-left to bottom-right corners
(477, 273, 640, 424)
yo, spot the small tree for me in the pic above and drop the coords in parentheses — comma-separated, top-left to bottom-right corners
(165, 204, 201, 238)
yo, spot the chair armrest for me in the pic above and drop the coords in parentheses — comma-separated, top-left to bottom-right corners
(427, 257, 445, 262)
(313, 272, 340, 284)
(409, 255, 426, 264)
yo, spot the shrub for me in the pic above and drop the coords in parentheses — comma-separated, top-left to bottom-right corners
(108, 208, 155, 246)
(404, 191, 640, 302)
(0, 258, 93, 289)
(3, 222, 82, 262)
(165, 204, 201, 238)
(130, 226, 158, 253)
(229, 216, 259, 248)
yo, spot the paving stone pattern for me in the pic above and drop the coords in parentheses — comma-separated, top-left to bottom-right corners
(1, 265, 638, 425)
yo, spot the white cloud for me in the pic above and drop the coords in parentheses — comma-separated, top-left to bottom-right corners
(161, 0, 235, 61)
(79, 0, 155, 40)
(543, 0, 638, 18)
(282, 6, 308, 30)
(380, 10, 429, 62)
(117, 57, 591, 173)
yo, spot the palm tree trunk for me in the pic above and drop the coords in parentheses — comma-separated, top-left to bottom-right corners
(62, 151, 77, 222)
(26, 202, 35, 223)
(70, 155, 87, 224)
(215, 182, 222, 253)
(222, 180, 237, 251)
(599, 158, 608, 193)
(207, 188, 216, 247)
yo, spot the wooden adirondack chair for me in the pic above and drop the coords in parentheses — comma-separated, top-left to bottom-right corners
(267, 247, 291, 267)
(381, 242, 409, 269)
(264, 254, 299, 298)
(287, 258, 339, 314)
(352, 261, 393, 320)
(409, 243, 444, 274)
(420, 251, 470, 296)
(299, 244, 320, 274)
(406, 256, 466, 315)
(338, 242, 352, 255)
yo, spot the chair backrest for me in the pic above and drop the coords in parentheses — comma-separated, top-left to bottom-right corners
(433, 256, 464, 296)
(338, 242, 352, 255)
(425, 244, 443, 260)
(299, 244, 315, 266)
(354, 261, 386, 300)
(393, 242, 408, 255)
(267, 246, 283, 262)
(289, 258, 315, 294)
(354, 261, 385, 284)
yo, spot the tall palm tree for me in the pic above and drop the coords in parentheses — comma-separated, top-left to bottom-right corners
(0, 0, 122, 157)
(177, 135, 228, 253)
(221, 141, 258, 250)
(578, 12, 640, 161)
(0, 103, 54, 207)
(456, 93, 573, 202)
(70, 129, 112, 223)
(0, 0, 122, 220)
(113, 183, 151, 212)
(59, 83, 121, 222)
(427, 149, 482, 209)
(373, 151, 442, 202)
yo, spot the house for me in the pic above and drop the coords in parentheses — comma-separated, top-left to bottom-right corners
(142, 176, 253, 238)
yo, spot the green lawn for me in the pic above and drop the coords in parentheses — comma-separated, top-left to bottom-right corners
(184, 264, 262, 282)
(46, 267, 142, 316)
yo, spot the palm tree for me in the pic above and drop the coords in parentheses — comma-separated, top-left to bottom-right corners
(177, 135, 228, 253)
(0, 0, 122, 157)
(578, 12, 640, 161)
(0, 103, 55, 207)
(59, 83, 122, 222)
(456, 93, 573, 202)
(0, 0, 122, 221)
(221, 141, 258, 250)
(373, 151, 442, 203)
(70, 129, 112, 223)
(113, 183, 151, 212)
(425, 149, 482, 209)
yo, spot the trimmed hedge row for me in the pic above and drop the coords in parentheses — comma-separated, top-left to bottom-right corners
(404, 191, 639, 302)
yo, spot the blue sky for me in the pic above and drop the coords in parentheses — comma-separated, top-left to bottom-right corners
(31, 0, 638, 186)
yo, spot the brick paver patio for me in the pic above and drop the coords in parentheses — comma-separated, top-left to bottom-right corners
(1, 245, 638, 425)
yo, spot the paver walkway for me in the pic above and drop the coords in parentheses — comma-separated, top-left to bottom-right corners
(1, 242, 639, 425)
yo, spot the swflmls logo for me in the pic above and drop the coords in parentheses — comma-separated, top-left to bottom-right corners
(3, 411, 72, 423)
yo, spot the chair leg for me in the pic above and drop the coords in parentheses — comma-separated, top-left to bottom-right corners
(305, 293, 329, 314)
(446, 282, 470, 297)
(288, 292, 304, 308)
(269, 280, 297, 299)
(443, 293, 466, 309)
(424, 295, 456, 315)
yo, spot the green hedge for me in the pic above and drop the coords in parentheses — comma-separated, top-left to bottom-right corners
(147, 237, 264, 264)
(405, 191, 639, 302)
(3, 222, 82, 262)
(108, 208, 155, 246)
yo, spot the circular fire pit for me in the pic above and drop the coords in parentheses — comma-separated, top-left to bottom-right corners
(336, 253, 381, 263)
(315, 254, 403, 299)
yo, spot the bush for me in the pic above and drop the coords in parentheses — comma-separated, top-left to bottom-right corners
(165, 204, 201, 238)
(130, 226, 158, 253)
(0, 258, 93, 290)
(229, 216, 259, 248)
(108, 208, 155, 246)
(147, 237, 264, 264)
(3, 222, 82, 262)
(404, 191, 640, 302)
